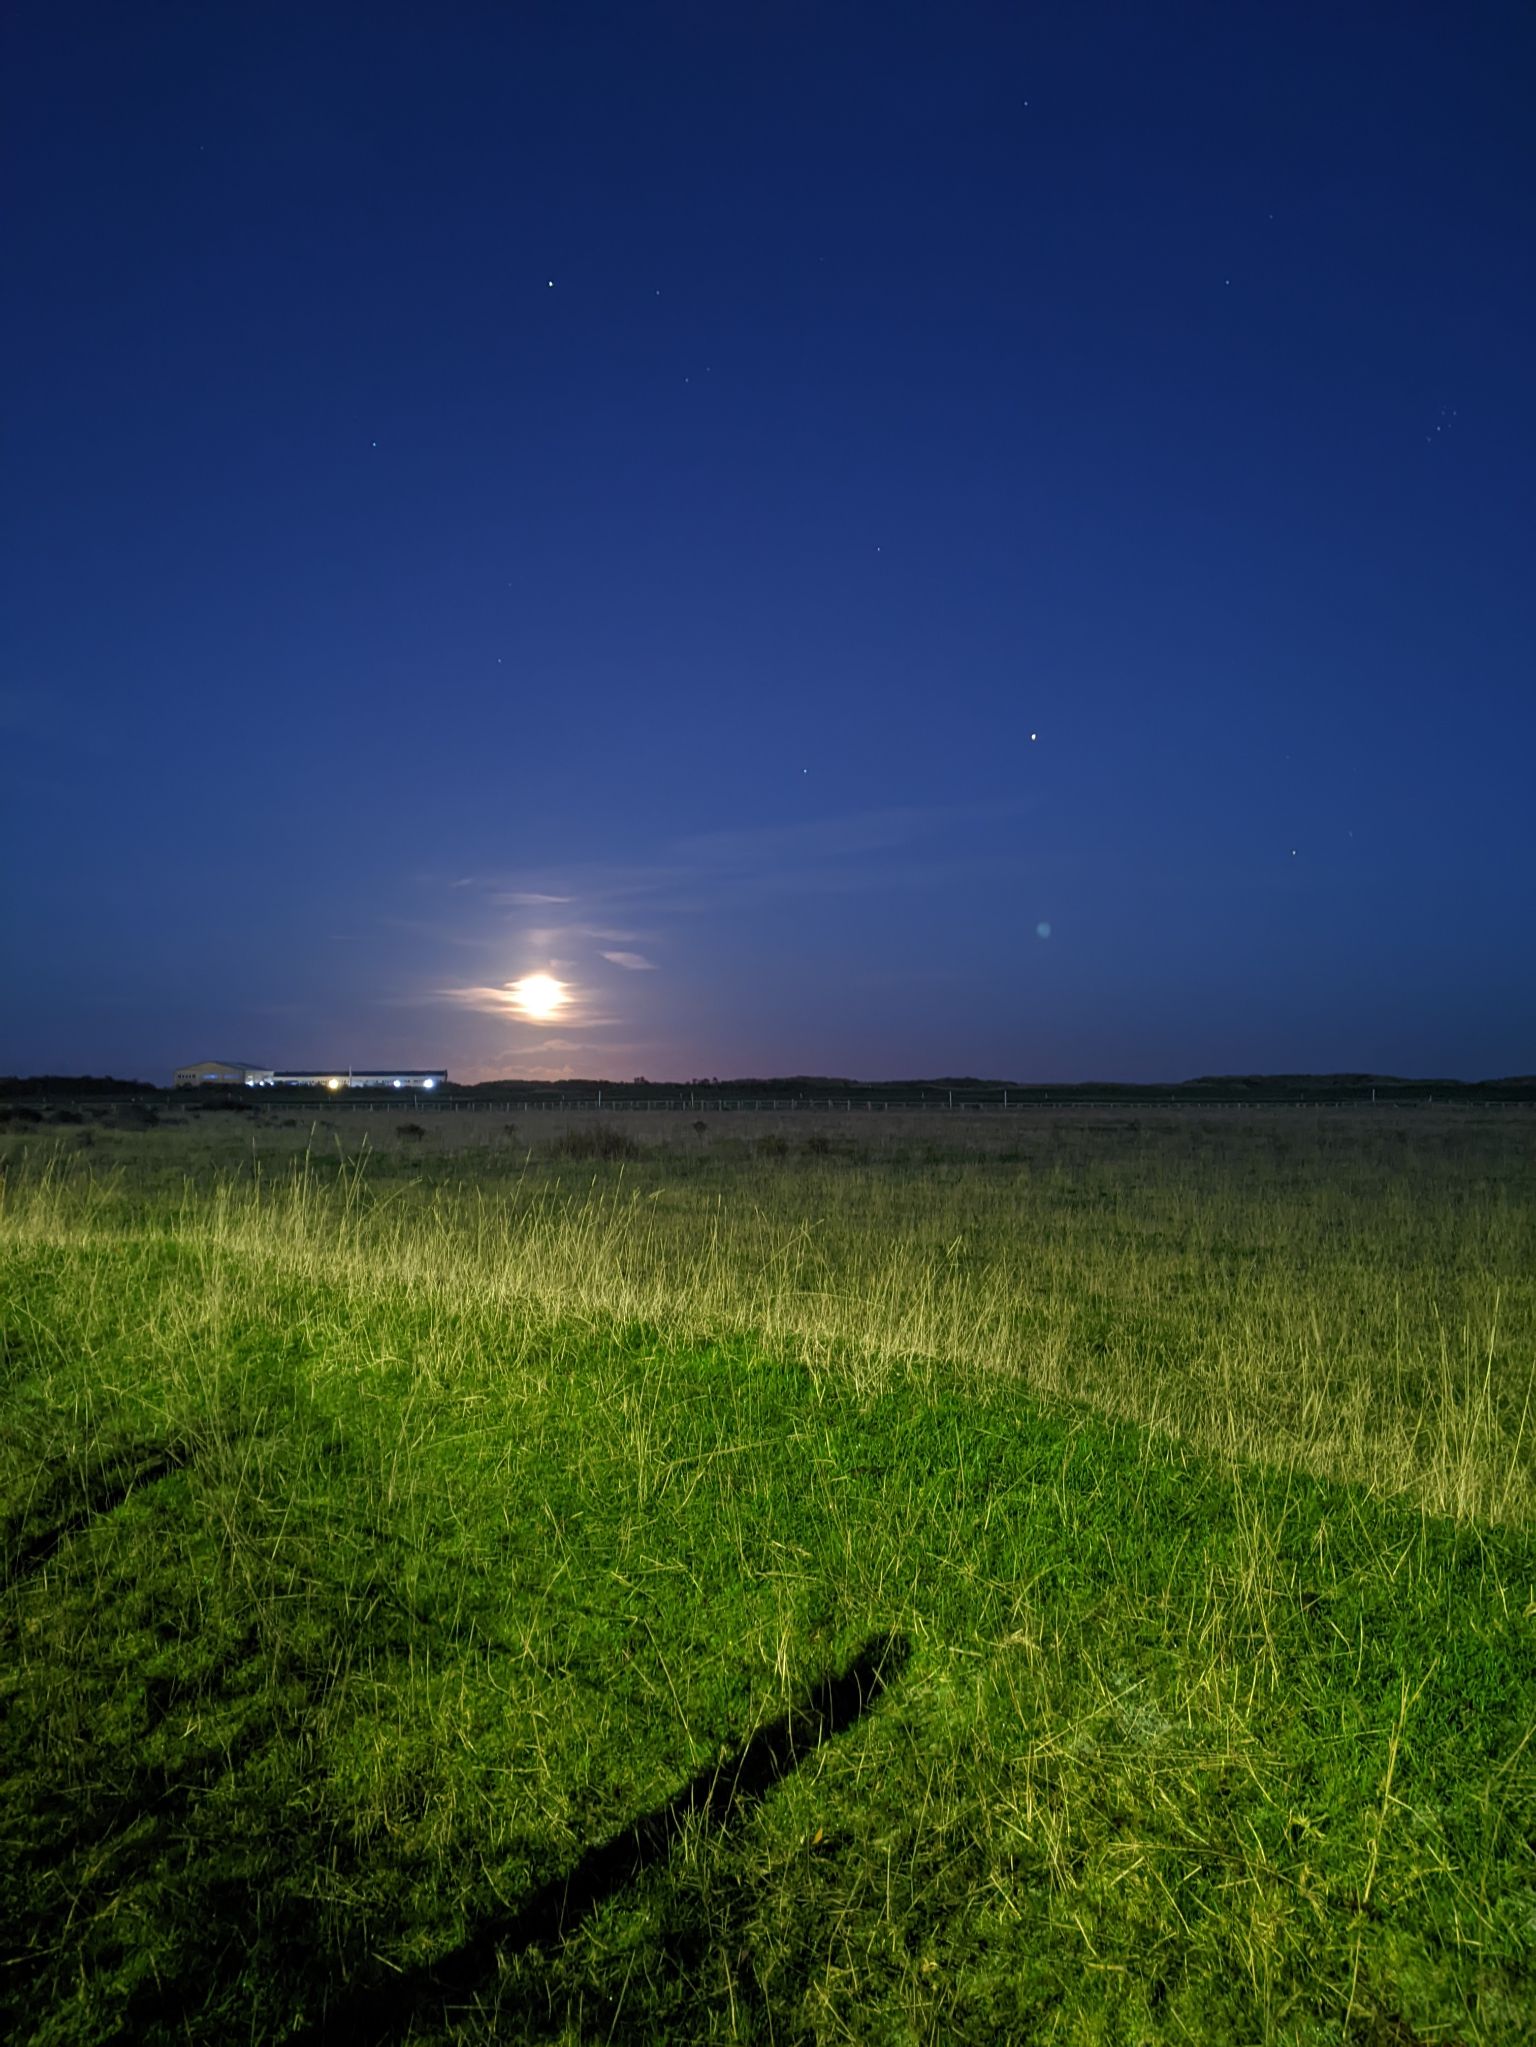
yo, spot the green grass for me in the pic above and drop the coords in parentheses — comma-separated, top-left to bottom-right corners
(2, 1114, 1533, 2042)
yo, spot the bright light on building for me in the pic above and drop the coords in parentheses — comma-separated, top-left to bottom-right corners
(175, 1061, 449, 1090)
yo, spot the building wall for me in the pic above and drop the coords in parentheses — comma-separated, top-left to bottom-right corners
(174, 1063, 445, 1089)
(265, 1071, 446, 1090)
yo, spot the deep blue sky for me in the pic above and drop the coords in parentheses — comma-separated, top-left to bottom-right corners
(5, 2, 1533, 1083)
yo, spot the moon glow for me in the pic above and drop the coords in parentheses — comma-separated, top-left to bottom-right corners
(509, 973, 567, 1020)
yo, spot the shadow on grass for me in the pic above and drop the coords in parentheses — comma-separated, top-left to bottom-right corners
(298, 1630, 910, 2044)
(1, 1437, 193, 1581)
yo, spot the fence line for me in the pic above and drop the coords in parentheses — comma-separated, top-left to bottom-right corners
(362, 1096, 1526, 1114)
(14, 1094, 1533, 1116)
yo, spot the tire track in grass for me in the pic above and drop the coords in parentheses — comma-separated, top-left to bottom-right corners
(295, 1630, 911, 2045)
(1, 1437, 194, 1582)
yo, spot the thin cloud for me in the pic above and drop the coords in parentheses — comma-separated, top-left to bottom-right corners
(420, 802, 1034, 1024)
(514, 1038, 624, 1053)
(436, 984, 623, 1029)
(437, 985, 519, 1014)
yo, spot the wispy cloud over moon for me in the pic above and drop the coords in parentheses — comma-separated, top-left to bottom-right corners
(413, 800, 1036, 1078)
(438, 983, 623, 1028)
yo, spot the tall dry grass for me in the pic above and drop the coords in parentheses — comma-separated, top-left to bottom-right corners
(5, 1109, 1531, 1523)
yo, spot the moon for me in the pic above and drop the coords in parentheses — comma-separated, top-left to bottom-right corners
(509, 973, 567, 1020)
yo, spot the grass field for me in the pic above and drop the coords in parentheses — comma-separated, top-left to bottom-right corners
(2, 1108, 1533, 2043)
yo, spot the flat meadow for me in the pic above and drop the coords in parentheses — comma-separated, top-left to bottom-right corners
(1, 1103, 1533, 2043)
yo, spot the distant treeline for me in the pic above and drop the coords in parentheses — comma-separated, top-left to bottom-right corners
(4, 1073, 1534, 1105)
(446, 1073, 1536, 1104)
(0, 1075, 153, 1098)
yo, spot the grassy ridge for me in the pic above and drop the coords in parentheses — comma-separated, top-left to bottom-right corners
(9, 1107, 1531, 1520)
(2, 1121, 1534, 2041)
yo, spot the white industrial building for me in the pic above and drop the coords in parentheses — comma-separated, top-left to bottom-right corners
(174, 1061, 272, 1087)
(174, 1062, 446, 1091)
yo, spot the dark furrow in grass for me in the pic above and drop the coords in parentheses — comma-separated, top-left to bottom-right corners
(293, 1631, 911, 2046)
(1, 1439, 192, 1583)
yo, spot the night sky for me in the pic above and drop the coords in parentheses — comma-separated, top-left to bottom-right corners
(5, 3, 1533, 1084)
